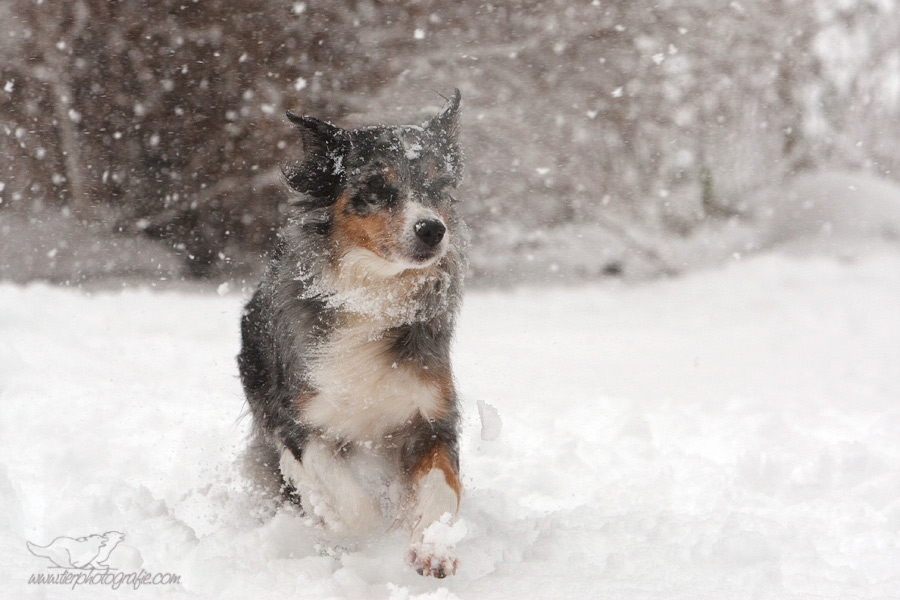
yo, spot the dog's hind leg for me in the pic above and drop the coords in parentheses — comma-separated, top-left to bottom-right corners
(404, 443, 462, 578)
(278, 440, 383, 538)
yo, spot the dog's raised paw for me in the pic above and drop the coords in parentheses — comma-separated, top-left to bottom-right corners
(406, 542, 458, 578)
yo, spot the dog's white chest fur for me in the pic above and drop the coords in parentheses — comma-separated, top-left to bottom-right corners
(304, 321, 442, 441)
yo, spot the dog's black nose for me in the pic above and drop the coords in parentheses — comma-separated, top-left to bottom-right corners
(414, 219, 446, 247)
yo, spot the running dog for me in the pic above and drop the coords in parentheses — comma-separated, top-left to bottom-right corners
(238, 90, 466, 578)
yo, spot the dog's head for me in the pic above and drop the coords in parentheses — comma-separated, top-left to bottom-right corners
(285, 90, 463, 277)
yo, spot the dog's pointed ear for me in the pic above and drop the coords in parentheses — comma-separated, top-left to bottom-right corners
(286, 112, 345, 156)
(423, 89, 463, 186)
(284, 112, 347, 202)
(424, 89, 461, 143)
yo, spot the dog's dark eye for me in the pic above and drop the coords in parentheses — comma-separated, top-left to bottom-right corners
(361, 175, 398, 206)
(427, 176, 457, 201)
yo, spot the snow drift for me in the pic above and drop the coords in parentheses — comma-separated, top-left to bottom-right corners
(2, 245, 900, 598)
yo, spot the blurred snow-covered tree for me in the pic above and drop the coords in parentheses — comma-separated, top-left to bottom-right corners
(2, 0, 899, 280)
(1, 0, 382, 276)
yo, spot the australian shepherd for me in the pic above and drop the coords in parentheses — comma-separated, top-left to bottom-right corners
(238, 90, 466, 577)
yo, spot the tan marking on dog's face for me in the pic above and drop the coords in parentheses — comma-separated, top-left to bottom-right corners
(434, 203, 452, 229)
(382, 164, 399, 185)
(332, 190, 405, 261)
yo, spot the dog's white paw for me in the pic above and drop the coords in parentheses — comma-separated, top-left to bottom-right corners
(302, 488, 342, 530)
(406, 542, 458, 578)
(406, 513, 467, 578)
(304, 486, 381, 537)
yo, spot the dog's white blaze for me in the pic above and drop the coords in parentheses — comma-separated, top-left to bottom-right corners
(339, 247, 409, 281)
(324, 247, 440, 321)
(410, 467, 460, 541)
(279, 442, 383, 536)
(305, 323, 443, 442)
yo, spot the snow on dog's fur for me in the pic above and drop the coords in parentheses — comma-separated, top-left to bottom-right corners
(238, 90, 467, 577)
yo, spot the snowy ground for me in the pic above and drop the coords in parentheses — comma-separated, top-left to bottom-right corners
(2, 247, 900, 599)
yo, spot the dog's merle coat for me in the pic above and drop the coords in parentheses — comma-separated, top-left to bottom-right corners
(238, 91, 466, 577)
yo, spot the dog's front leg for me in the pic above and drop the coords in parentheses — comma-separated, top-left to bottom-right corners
(279, 439, 382, 537)
(404, 442, 462, 578)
